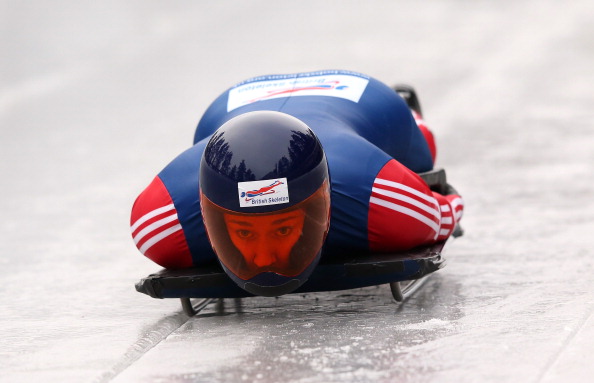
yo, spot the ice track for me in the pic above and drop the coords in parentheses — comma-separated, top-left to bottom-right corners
(2, 1, 594, 382)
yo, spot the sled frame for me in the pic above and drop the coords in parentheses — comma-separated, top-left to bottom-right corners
(135, 168, 458, 316)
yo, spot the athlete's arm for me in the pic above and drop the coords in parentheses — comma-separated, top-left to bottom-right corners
(367, 159, 463, 252)
(130, 176, 193, 268)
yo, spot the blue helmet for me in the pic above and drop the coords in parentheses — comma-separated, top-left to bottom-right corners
(200, 111, 331, 297)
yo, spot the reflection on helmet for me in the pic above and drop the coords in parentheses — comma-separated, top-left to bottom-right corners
(201, 181, 330, 282)
(199, 111, 330, 296)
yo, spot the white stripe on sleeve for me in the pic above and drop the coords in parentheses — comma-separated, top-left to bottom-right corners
(139, 224, 183, 254)
(131, 203, 176, 233)
(371, 187, 440, 220)
(374, 178, 438, 206)
(133, 213, 179, 244)
(369, 196, 440, 234)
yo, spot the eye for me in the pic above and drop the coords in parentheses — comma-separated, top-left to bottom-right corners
(236, 229, 253, 239)
(275, 226, 292, 237)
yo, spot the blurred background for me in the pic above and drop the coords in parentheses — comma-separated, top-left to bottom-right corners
(1, 1, 593, 382)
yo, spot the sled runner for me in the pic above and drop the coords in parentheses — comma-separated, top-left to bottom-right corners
(135, 168, 462, 316)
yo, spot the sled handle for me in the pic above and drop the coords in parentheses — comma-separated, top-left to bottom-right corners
(180, 297, 214, 316)
(390, 276, 430, 302)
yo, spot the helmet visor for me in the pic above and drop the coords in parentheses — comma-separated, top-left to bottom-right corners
(201, 181, 330, 281)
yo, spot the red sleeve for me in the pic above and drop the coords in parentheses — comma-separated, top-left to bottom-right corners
(412, 110, 437, 164)
(432, 192, 464, 241)
(130, 176, 193, 268)
(367, 159, 464, 252)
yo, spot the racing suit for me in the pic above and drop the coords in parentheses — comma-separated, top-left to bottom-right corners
(130, 70, 464, 268)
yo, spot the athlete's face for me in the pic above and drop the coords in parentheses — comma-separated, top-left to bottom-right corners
(223, 210, 305, 272)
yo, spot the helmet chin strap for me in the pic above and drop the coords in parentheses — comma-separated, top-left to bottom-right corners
(243, 279, 302, 297)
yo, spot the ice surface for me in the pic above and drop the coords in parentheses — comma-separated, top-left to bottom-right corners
(1, 0, 594, 382)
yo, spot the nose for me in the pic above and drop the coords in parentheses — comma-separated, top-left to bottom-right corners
(252, 239, 275, 267)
